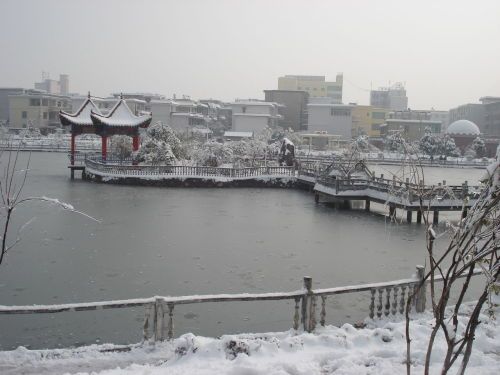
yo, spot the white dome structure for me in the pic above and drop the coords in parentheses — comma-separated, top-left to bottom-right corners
(446, 120, 480, 136)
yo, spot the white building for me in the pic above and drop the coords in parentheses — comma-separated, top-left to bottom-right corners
(34, 73, 69, 95)
(71, 96, 146, 116)
(231, 101, 281, 134)
(150, 98, 209, 131)
(307, 103, 353, 139)
(370, 82, 408, 111)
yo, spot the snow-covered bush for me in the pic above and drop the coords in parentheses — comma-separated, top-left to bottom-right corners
(418, 130, 440, 158)
(136, 140, 176, 165)
(135, 122, 181, 165)
(439, 134, 461, 157)
(471, 136, 486, 158)
(145, 122, 185, 159)
(191, 141, 233, 167)
(109, 135, 132, 161)
(19, 127, 42, 139)
(384, 132, 405, 152)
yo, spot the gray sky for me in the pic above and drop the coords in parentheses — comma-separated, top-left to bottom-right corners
(1, 0, 499, 110)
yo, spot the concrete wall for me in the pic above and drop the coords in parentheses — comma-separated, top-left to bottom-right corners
(307, 104, 352, 139)
(150, 101, 174, 127)
(232, 115, 269, 134)
(264, 90, 308, 131)
(0, 88, 25, 123)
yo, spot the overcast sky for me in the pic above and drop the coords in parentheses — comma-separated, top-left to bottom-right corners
(1, 0, 499, 110)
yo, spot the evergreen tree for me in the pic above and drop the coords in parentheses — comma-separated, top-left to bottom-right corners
(439, 135, 461, 157)
(471, 136, 486, 158)
(418, 129, 440, 158)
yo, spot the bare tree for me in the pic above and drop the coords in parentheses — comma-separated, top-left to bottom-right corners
(400, 143, 499, 374)
(1, 146, 98, 266)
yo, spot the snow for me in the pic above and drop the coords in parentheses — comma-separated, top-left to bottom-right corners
(60, 98, 102, 126)
(0, 307, 497, 375)
(91, 99, 151, 127)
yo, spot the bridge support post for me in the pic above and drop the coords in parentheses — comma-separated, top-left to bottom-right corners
(389, 205, 396, 218)
(416, 209, 422, 223)
(433, 210, 439, 225)
(70, 168, 75, 180)
(406, 210, 412, 223)
(365, 199, 370, 212)
(462, 208, 468, 219)
(314, 193, 319, 204)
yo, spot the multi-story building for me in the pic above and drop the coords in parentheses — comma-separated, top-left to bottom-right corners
(263, 90, 309, 131)
(111, 92, 165, 111)
(307, 103, 353, 139)
(448, 103, 486, 133)
(0, 88, 28, 124)
(34, 73, 69, 95)
(231, 100, 281, 135)
(448, 97, 500, 138)
(370, 82, 408, 111)
(150, 98, 210, 131)
(8, 91, 72, 131)
(380, 119, 441, 141)
(481, 97, 500, 138)
(278, 74, 343, 103)
(350, 105, 389, 137)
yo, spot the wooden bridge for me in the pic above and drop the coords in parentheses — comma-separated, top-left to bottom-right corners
(297, 161, 479, 224)
(68, 156, 481, 223)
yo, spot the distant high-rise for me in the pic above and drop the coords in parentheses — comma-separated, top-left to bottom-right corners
(278, 74, 343, 103)
(34, 73, 69, 95)
(59, 74, 69, 95)
(370, 82, 408, 111)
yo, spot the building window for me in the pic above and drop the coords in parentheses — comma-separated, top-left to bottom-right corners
(22, 123, 27, 128)
(57, 101, 61, 107)
(22, 111, 27, 119)
(30, 98, 40, 106)
(333, 109, 350, 116)
(42, 99, 48, 106)
(242, 106, 246, 113)
(330, 108, 334, 116)
(43, 112, 48, 119)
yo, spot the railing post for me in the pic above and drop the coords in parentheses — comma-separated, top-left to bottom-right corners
(301, 276, 313, 332)
(414, 265, 426, 313)
(154, 297, 164, 341)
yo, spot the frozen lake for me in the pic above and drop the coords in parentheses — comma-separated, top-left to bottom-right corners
(0, 152, 486, 349)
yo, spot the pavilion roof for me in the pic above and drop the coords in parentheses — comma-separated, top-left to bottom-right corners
(59, 97, 101, 127)
(90, 98, 152, 128)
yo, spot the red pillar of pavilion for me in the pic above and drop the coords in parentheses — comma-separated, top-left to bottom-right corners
(101, 135, 107, 161)
(132, 135, 139, 152)
(70, 134, 76, 165)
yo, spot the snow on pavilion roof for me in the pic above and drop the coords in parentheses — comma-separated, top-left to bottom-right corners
(90, 98, 152, 128)
(59, 97, 102, 127)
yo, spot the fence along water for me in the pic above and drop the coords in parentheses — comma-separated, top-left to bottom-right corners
(0, 266, 481, 343)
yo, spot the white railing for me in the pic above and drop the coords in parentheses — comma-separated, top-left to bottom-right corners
(0, 267, 481, 342)
(85, 158, 296, 178)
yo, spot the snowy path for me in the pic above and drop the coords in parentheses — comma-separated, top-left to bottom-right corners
(0, 308, 498, 375)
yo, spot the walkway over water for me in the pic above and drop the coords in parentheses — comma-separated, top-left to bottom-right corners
(71, 156, 481, 223)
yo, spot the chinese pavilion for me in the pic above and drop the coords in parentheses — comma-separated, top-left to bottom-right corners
(59, 93, 152, 164)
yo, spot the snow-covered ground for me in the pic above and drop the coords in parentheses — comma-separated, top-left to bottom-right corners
(1, 306, 497, 375)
